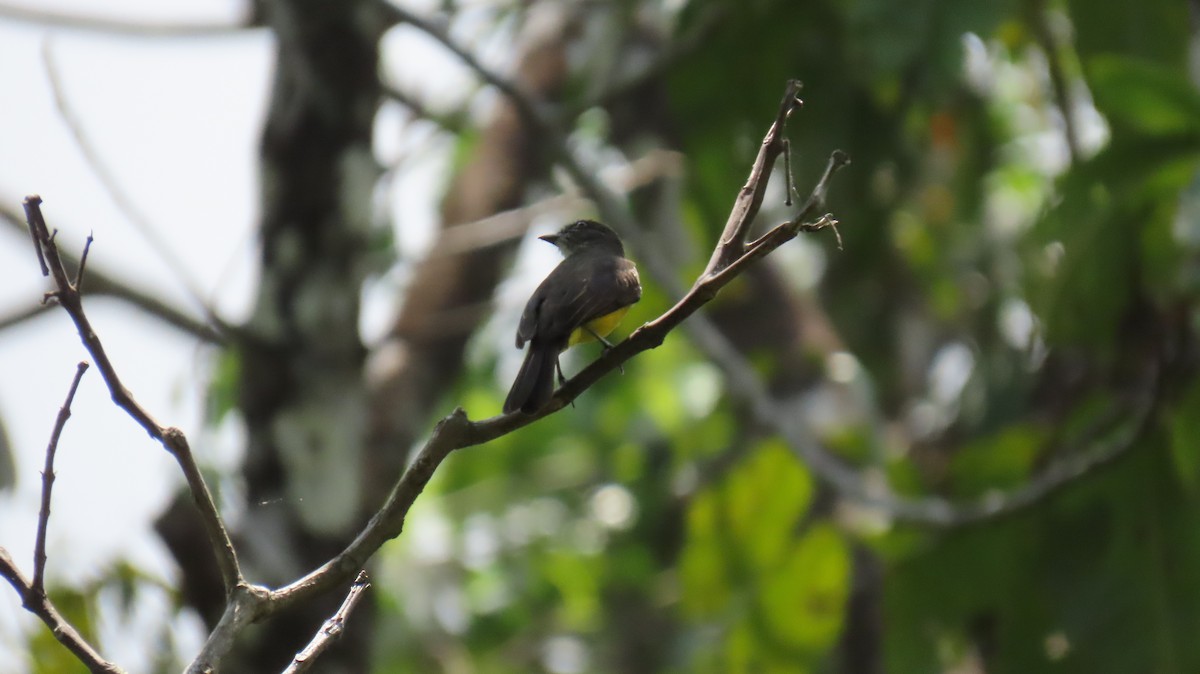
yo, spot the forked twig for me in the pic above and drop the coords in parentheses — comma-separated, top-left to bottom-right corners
(282, 571, 372, 674)
(22, 196, 242, 593)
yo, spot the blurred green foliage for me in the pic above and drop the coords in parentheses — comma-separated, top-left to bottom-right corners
(373, 0, 1200, 672)
(17, 0, 1198, 671)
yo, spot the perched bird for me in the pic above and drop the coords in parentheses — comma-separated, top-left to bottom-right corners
(503, 219, 642, 414)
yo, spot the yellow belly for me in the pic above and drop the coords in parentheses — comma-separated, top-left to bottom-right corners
(568, 306, 631, 347)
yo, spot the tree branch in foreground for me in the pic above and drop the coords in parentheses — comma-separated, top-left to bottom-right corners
(180, 78, 847, 672)
(261, 87, 847, 618)
(42, 43, 214, 317)
(10, 54, 1151, 671)
(0, 363, 123, 674)
(32, 361, 89, 595)
(0, 550, 125, 674)
(22, 196, 242, 593)
(0, 204, 223, 344)
(282, 571, 371, 674)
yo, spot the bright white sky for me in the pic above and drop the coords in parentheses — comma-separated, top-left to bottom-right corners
(0, 2, 268, 667)
(0, 0, 528, 669)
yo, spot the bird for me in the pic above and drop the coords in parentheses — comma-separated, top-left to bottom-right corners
(503, 219, 642, 414)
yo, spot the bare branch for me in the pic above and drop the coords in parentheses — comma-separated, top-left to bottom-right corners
(262, 90, 851, 617)
(32, 361, 90, 596)
(0, 173, 223, 346)
(376, 4, 545, 131)
(0, 302, 54, 334)
(0, 3, 254, 36)
(282, 571, 371, 674)
(72, 233, 94, 290)
(42, 43, 212, 313)
(702, 79, 805, 276)
(0, 547, 125, 674)
(382, 83, 468, 135)
(582, 4, 727, 112)
(367, 29, 1137, 530)
(186, 583, 271, 674)
(22, 196, 242, 593)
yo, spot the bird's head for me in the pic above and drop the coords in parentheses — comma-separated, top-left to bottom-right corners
(539, 219, 624, 256)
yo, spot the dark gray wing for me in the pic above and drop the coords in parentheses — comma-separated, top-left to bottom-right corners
(516, 254, 640, 348)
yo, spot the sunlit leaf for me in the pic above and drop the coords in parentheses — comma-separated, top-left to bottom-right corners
(755, 523, 851, 654)
(721, 440, 815, 572)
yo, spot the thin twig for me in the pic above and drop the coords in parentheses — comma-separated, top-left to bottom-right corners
(32, 361, 90, 596)
(377, 4, 545, 130)
(73, 232, 94, 290)
(0, 303, 54, 333)
(702, 79, 805, 276)
(263, 90, 850, 616)
(382, 84, 468, 134)
(783, 138, 795, 207)
(0, 3, 253, 36)
(22, 196, 242, 594)
(26, 208, 49, 276)
(3, 205, 222, 343)
(677, 295, 1160, 527)
(582, 3, 726, 112)
(0, 547, 125, 674)
(379, 33, 1136, 530)
(42, 42, 211, 313)
(282, 571, 371, 674)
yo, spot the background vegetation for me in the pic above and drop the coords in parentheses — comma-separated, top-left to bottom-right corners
(2, 0, 1199, 672)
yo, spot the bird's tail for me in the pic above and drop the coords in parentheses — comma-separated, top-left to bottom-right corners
(504, 346, 556, 414)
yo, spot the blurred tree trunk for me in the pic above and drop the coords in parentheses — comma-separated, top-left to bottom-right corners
(158, 3, 575, 671)
(227, 0, 385, 670)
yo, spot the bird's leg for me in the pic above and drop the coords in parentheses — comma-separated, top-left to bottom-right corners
(555, 358, 575, 408)
(583, 326, 624, 374)
(583, 325, 616, 349)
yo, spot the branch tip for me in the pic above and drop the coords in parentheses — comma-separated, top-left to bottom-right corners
(32, 361, 90, 602)
(74, 232, 94, 289)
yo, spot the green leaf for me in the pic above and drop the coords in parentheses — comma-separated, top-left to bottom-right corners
(679, 440, 814, 616)
(950, 424, 1044, 496)
(1169, 380, 1200, 491)
(721, 440, 815, 572)
(755, 523, 851, 655)
(1069, 0, 1190, 68)
(1088, 58, 1200, 136)
(679, 487, 733, 616)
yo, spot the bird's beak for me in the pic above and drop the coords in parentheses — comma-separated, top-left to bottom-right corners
(538, 233, 560, 246)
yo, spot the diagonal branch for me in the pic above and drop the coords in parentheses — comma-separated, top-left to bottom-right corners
(282, 571, 372, 674)
(32, 361, 90, 595)
(262, 91, 851, 620)
(42, 43, 213, 314)
(702, 79, 806, 276)
(1, 205, 223, 344)
(375, 3, 545, 131)
(0, 547, 125, 674)
(22, 196, 242, 594)
(0, 3, 255, 36)
(347, 20, 1150, 529)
